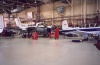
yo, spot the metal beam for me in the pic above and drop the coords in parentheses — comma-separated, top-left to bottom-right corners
(81, 0, 83, 25)
(66, 0, 72, 6)
(83, 0, 87, 25)
(0, 6, 10, 9)
(42, 0, 54, 24)
(97, 0, 99, 11)
(71, 0, 73, 24)
(7, 0, 43, 6)
(42, 0, 53, 10)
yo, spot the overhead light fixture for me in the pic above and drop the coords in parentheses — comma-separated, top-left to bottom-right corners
(22, 5, 25, 7)
(11, 7, 13, 10)
(34, 0, 37, 3)
(16, 4, 19, 7)
(3, 1, 7, 4)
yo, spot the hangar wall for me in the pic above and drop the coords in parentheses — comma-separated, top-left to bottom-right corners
(15, 0, 99, 25)
(17, 0, 99, 18)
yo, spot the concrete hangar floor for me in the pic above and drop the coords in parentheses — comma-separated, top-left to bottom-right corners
(0, 37, 100, 65)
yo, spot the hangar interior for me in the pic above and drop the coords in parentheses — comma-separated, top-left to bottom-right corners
(1, 0, 100, 27)
(0, 0, 100, 65)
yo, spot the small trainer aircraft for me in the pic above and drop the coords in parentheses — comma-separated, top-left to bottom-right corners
(60, 20, 100, 39)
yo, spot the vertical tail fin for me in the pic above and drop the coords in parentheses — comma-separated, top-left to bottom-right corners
(15, 17, 22, 28)
(0, 15, 4, 33)
(14, 17, 26, 30)
(62, 20, 69, 30)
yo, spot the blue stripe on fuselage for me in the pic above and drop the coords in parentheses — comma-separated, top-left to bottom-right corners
(77, 28, 100, 31)
(60, 30, 74, 32)
(60, 27, 100, 34)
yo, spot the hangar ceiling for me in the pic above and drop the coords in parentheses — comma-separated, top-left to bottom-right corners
(0, 0, 71, 14)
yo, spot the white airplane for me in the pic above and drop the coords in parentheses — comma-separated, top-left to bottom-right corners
(14, 17, 36, 30)
(14, 17, 53, 29)
(60, 20, 100, 39)
(14, 17, 50, 33)
(60, 20, 79, 35)
(0, 15, 4, 33)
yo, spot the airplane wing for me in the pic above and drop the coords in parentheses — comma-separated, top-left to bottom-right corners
(73, 30, 100, 39)
(74, 28, 100, 35)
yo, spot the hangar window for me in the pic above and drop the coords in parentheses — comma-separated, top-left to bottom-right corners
(27, 12, 33, 19)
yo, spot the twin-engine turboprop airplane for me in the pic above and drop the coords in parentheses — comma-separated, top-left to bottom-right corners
(14, 17, 51, 35)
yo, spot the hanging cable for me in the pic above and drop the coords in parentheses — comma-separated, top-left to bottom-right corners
(42, 0, 52, 10)
(66, 0, 72, 6)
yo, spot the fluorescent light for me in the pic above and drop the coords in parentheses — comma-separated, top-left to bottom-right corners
(34, 1, 37, 3)
(34, 0, 37, 3)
